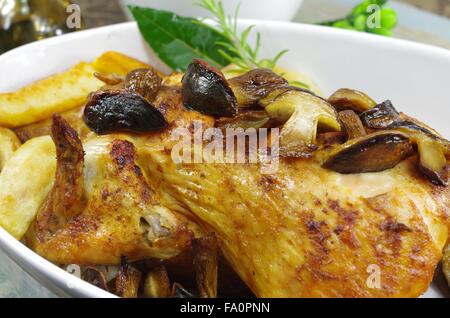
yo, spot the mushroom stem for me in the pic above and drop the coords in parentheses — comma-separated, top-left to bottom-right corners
(263, 90, 341, 157)
(338, 110, 367, 139)
(193, 233, 218, 298)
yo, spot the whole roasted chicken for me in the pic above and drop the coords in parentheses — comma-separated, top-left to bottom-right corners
(2, 57, 449, 298)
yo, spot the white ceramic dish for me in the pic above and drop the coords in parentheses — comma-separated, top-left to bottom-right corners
(118, 0, 304, 22)
(0, 21, 449, 298)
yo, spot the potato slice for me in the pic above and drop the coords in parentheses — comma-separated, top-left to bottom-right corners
(0, 136, 56, 239)
(92, 51, 152, 76)
(0, 127, 21, 170)
(0, 63, 103, 128)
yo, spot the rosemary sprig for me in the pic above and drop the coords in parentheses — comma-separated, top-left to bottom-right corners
(196, 0, 288, 72)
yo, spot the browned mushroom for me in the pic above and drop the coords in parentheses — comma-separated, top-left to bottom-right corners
(328, 88, 377, 113)
(359, 100, 401, 129)
(390, 122, 449, 186)
(182, 59, 238, 117)
(171, 283, 196, 298)
(193, 233, 218, 298)
(389, 120, 450, 150)
(323, 131, 414, 174)
(143, 265, 171, 298)
(83, 267, 109, 292)
(359, 101, 448, 185)
(215, 110, 271, 129)
(124, 68, 163, 102)
(338, 110, 367, 140)
(228, 69, 288, 107)
(83, 90, 167, 135)
(262, 89, 341, 157)
(416, 137, 448, 186)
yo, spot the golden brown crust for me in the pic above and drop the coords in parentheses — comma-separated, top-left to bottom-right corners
(27, 119, 198, 265)
(18, 67, 450, 297)
(133, 86, 449, 297)
(35, 114, 85, 240)
(141, 149, 448, 297)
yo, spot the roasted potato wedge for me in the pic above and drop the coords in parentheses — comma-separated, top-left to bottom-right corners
(0, 51, 152, 128)
(444, 244, 450, 287)
(0, 63, 103, 128)
(92, 51, 154, 77)
(0, 127, 21, 170)
(0, 136, 56, 239)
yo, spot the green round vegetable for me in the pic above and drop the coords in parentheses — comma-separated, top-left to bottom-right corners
(333, 20, 355, 30)
(351, 0, 371, 17)
(354, 15, 367, 31)
(380, 7, 398, 29)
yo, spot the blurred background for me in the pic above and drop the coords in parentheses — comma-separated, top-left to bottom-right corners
(72, 0, 450, 25)
(1, 0, 450, 53)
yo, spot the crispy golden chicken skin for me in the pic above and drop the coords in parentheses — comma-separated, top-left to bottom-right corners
(141, 150, 449, 297)
(24, 82, 449, 297)
(26, 115, 199, 265)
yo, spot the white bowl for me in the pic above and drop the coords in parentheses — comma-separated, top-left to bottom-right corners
(0, 21, 449, 298)
(118, 0, 304, 22)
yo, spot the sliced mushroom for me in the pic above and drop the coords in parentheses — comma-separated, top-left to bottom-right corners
(83, 267, 109, 292)
(216, 110, 270, 129)
(193, 233, 218, 298)
(358, 100, 449, 185)
(316, 132, 347, 148)
(228, 68, 288, 107)
(360, 100, 401, 129)
(143, 265, 171, 298)
(124, 68, 163, 102)
(182, 59, 238, 117)
(323, 131, 414, 174)
(259, 86, 325, 108)
(171, 283, 196, 298)
(416, 137, 448, 186)
(94, 72, 124, 86)
(263, 89, 341, 157)
(115, 261, 142, 298)
(338, 110, 367, 139)
(83, 90, 167, 135)
(389, 120, 450, 151)
(328, 88, 377, 113)
(392, 123, 448, 186)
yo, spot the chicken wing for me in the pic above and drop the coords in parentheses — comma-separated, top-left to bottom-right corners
(26, 115, 199, 265)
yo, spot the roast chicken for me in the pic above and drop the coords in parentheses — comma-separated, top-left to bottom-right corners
(1, 56, 449, 298)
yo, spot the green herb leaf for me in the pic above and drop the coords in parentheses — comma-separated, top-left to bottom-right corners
(196, 0, 288, 72)
(129, 6, 236, 71)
